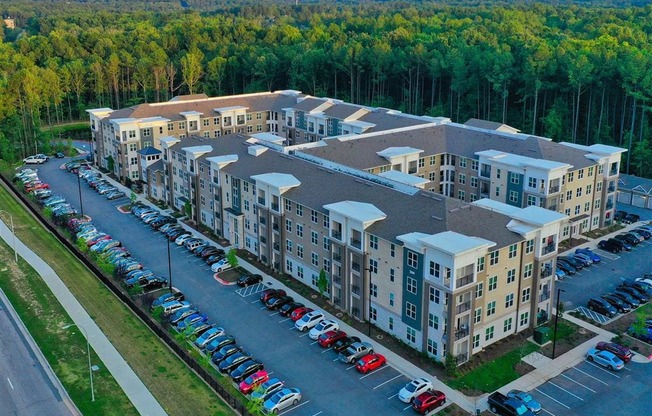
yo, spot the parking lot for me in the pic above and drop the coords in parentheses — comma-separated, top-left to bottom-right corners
(528, 358, 651, 416)
(35, 160, 434, 416)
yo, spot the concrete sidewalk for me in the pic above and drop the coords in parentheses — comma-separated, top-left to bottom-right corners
(0, 220, 168, 416)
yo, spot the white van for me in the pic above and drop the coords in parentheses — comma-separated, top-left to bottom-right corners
(161, 300, 191, 315)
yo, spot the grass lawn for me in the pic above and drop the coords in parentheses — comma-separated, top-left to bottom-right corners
(0, 182, 234, 416)
(447, 342, 539, 393)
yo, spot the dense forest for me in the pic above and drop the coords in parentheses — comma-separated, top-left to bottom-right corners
(1, 1, 652, 176)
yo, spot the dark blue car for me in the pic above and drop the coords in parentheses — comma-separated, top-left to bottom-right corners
(575, 248, 601, 263)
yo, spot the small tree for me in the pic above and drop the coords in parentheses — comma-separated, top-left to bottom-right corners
(444, 353, 458, 377)
(317, 268, 329, 298)
(106, 155, 115, 172)
(246, 397, 265, 416)
(130, 191, 137, 205)
(226, 248, 239, 268)
(184, 200, 192, 218)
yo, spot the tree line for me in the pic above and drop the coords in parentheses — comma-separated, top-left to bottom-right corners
(1, 2, 651, 176)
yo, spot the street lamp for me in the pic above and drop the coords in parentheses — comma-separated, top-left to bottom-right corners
(551, 288, 566, 359)
(76, 172, 84, 218)
(62, 323, 95, 402)
(167, 236, 173, 290)
(0, 210, 17, 263)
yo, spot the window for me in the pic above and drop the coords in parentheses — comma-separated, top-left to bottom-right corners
(596, 182, 602, 192)
(470, 311, 482, 333)
(418, 158, 425, 168)
(496, 169, 501, 179)
(476, 282, 484, 298)
(285, 239, 293, 253)
(507, 269, 516, 284)
(285, 259, 293, 273)
(503, 317, 513, 332)
(390, 244, 395, 257)
(477, 257, 485, 272)
(369, 259, 378, 274)
(311, 274, 318, 286)
(406, 277, 417, 294)
(522, 288, 531, 302)
(527, 195, 537, 206)
(428, 172, 436, 181)
(406, 327, 416, 343)
(459, 173, 466, 185)
(566, 190, 573, 201)
(485, 326, 495, 341)
(471, 160, 479, 171)
(505, 293, 514, 308)
(473, 334, 480, 348)
(567, 172, 574, 182)
(508, 244, 518, 259)
(471, 177, 478, 188)
(324, 215, 329, 228)
(406, 302, 417, 320)
(311, 209, 318, 223)
(575, 205, 581, 215)
(523, 263, 533, 279)
(296, 204, 303, 216)
(487, 301, 496, 316)
(390, 268, 395, 282)
(389, 293, 395, 307)
(297, 245, 303, 259)
(323, 259, 330, 272)
(488, 276, 498, 291)
(510, 172, 520, 184)
(489, 251, 499, 266)
(520, 312, 529, 326)
(586, 184, 592, 195)
(167, 122, 174, 131)
(311, 231, 318, 245)
(584, 202, 591, 212)
(430, 262, 440, 278)
(284, 199, 292, 212)
(495, 186, 500, 197)
(369, 235, 378, 250)
(588, 166, 594, 176)
(311, 252, 319, 267)
(509, 190, 518, 203)
(285, 219, 292, 232)
(296, 224, 303, 238)
(323, 236, 329, 251)
(458, 190, 466, 201)
(576, 188, 582, 198)
(429, 313, 439, 329)
(370, 307, 377, 321)
(578, 169, 584, 179)
(431, 289, 440, 304)
(525, 239, 534, 254)
(244, 200, 250, 211)
(427, 339, 437, 355)
(370, 283, 378, 297)
(179, 121, 186, 130)
(407, 251, 418, 268)
(389, 317, 394, 330)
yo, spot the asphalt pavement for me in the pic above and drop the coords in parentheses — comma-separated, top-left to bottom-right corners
(0, 290, 78, 416)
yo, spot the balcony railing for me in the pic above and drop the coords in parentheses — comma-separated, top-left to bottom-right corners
(273, 243, 280, 251)
(540, 268, 552, 278)
(456, 301, 471, 314)
(258, 197, 266, 205)
(332, 231, 342, 240)
(272, 223, 279, 231)
(606, 202, 614, 210)
(271, 202, 280, 211)
(455, 327, 469, 340)
(607, 185, 615, 193)
(260, 236, 267, 244)
(480, 169, 491, 178)
(455, 274, 474, 289)
(350, 238, 362, 249)
(352, 285, 361, 295)
(541, 244, 556, 255)
(539, 291, 551, 302)
(455, 353, 469, 365)
(351, 262, 361, 273)
(548, 185, 560, 193)
(259, 217, 266, 225)
(333, 276, 341, 285)
(333, 253, 342, 263)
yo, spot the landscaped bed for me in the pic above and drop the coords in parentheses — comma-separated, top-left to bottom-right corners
(603, 304, 652, 358)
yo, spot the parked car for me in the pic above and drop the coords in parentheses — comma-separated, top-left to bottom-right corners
(587, 297, 618, 317)
(219, 351, 252, 373)
(237, 274, 263, 287)
(230, 360, 264, 383)
(412, 391, 446, 415)
(210, 258, 233, 273)
(487, 392, 535, 416)
(623, 213, 641, 224)
(195, 327, 226, 349)
(586, 348, 625, 370)
(621, 279, 652, 297)
(161, 300, 191, 316)
(398, 377, 433, 403)
(211, 344, 241, 364)
(290, 306, 313, 322)
(174, 233, 193, 245)
(610, 237, 631, 251)
(571, 253, 592, 267)
(150, 290, 185, 310)
(309, 319, 339, 340)
(595, 342, 633, 363)
(205, 335, 236, 354)
(614, 210, 628, 222)
(616, 285, 649, 302)
(266, 295, 294, 310)
(260, 289, 287, 304)
(295, 310, 325, 332)
(251, 378, 284, 402)
(332, 335, 361, 353)
(279, 302, 304, 317)
(506, 390, 542, 414)
(23, 154, 48, 164)
(628, 326, 652, 344)
(339, 341, 374, 363)
(262, 388, 301, 414)
(625, 231, 644, 243)
(355, 353, 386, 373)
(200, 247, 224, 259)
(555, 267, 566, 281)
(614, 234, 637, 248)
(176, 313, 208, 331)
(558, 256, 584, 270)
(317, 330, 348, 348)
(555, 260, 576, 275)
(205, 254, 225, 265)
(601, 294, 631, 313)
(167, 307, 199, 325)
(239, 370, 269, 395)
(575, 248, 601, 263)
(183, 321, 216, 338)
(611, 291, 641, 308)
(106, 191, 126, 200)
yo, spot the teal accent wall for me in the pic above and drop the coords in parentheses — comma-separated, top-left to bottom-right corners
(402, 249, 423, 331)
(506, 171, 524, 207)
(297, 111, 306, 130)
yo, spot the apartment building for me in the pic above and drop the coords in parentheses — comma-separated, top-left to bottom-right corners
(155, 134, 565, 364)
(297, 120, 625, 239)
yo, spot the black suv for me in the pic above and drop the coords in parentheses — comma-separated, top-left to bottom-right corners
(587, 297, 618, 317)
(623, 213, 640, 224)
(598, 239, 622, 253)
(614, 210, 628, 222)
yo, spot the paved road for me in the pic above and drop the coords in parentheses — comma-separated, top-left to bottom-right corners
(36, 159, 424, 415)
(0, 294, 77, 416)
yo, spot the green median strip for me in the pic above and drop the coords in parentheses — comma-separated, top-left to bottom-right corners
(0, 183, 235, 416)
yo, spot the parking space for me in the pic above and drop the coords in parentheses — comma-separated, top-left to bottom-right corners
(571, 306, 611, 324)
(530, 358, 649, 416)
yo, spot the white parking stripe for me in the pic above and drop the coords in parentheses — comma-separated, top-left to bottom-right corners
(403, 404, 412, 410)
(321, 347, 332, 353)
(542, 408, 556, 416)
(374, 374, 403, 389)
(310, 341, 319, 345)
(278, 400, 310, 415)
(584, 360, 621, 378)
(359, 365, 390, 379)
(333, 357, 340, 362)
(269, 312, 279, 316)
(534, 388, 571, 409)
(299, 333, 310, 338)
(571, 367, 609, 385)
(346, 365, 356, 370)
(310, 412, 322, 416)
(387, 393, 398, 400)
(278, 318, 292, 323)
(548, 381, 584, 401)
(561, 374, 596, 393)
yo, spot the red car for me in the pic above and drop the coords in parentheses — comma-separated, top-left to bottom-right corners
(25, 182, 50, 192)
(238, 369, 268, 395)
(355, 353, 386, 373)
(412, 390, 446, 414)
(290, 306, 314, 322)
(596, 341, 633, 363)
(259, 288, 286, 303)
(86, 234, 111, 247)
(318, 330, 348, 348)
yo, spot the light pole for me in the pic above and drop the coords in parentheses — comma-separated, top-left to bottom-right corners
(62, 323, 95, 402)
(0, 210, 17, 263)
(167, 236, 173, 290)
(552, 288, 565, 359)
(77, 172, 84, 218)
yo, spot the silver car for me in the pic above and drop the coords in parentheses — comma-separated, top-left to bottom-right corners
(263, 388, 301, 414)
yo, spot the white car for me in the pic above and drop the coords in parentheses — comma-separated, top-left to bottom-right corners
(636, 277, 652, 287)
(211, 258, 233, 273)
(263, 388, 302, 414)
(295, 310, 325, 332)
(308, 319, 339, 340)
(174, 233, 193, 245)
(398, 377, 433, 403)
(23, 155, 48, 164)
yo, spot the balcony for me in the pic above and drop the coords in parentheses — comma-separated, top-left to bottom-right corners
(352, 285, 361, 296)
(455, 274, 474, 289)
(455, 327, 469, 340)
(273, 243, 280, 251)
(548, 185, 560, 193)
(333, 253, 342, 263)
(333, 276, 341, 285)
(272, 223, 279, 232)
(539, 290, 551, 302)
(258, 197, 266, 205)
(606, 202, 614, 210)
(480, 169, 491, 178)
(456, 301, 471, 314)
(455, 353, 469, 365)
(541, 244, 556, 255)
(332, 231, 342, 241)
(351, 262, 361, 273)
(260, 236, 267, 245)
(271, 202, 280, 211)
(540, 268, 552, 278)
(259, 217, 266, 225)
(350, 238, 362, 249)
(607, 185, 615, 193)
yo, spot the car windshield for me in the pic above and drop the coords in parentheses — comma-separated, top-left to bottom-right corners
(356, 359, 365, 366)
(405, 382, 418, 393)
(515, 403, 529, 415)
(520, 393, 532, 403)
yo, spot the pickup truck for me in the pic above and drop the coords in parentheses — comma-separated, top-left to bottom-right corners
(487, 392, 535, 416)
(338, 341, 373, 363)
